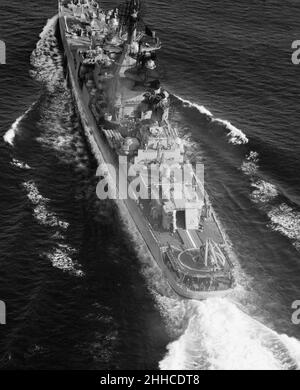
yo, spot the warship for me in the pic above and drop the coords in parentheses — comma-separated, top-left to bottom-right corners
(58, 0, 234, 299)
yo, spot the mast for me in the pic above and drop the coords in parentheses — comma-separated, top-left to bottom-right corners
(118, 0, 142, 43)
(126, 0, 140, 43)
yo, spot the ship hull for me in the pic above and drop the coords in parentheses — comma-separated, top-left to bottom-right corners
(58, 8, 234, 300)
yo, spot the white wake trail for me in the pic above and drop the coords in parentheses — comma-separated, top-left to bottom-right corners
(10, 158, 31, 170)
(23, 181, 84, 277)
(39, 14, 59, 40)
(30, 14, 64, 92)
(241, 152, 300, 251)
(174, 94, 248, 145)
(3, 103, 36, 146)
(3, 15, 60, 147)
(174, 94, 213, 118)
(112, 191, 300, 370)
(159, 297, 300, 370)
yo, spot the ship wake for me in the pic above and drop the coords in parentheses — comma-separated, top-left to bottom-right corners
(158, 297, 300, 370)
(15, 15, 89, 278)
(30, 14, 64, 92)
(241, 151, 300, 251)
(3, 102, 36, 146)
(3, 14, 61, 147)
(173, 93, 300, 251)
(174, 94, 249, 145)
(114, 190, 300, 370)
(23, 180, 84, 278)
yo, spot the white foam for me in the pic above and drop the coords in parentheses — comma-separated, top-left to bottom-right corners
(242, 152, 278, 204)
(280, 334, 300, 366)
(241, 153, 300, 250)
(3, 103, 36, 146)
(10, 158, 31, 170)
(159, 298, 300, 370)
(45, 244, 84, 278)
(174, 94, 213, 117)
(36, 129, 75, 156)
(39, 15, 59, 40)
(32, 75, 88, 168)
(23, 181, 69, 229)
(23, 181, 83, 276)
(268, 203, 300, 249)
(241, 151, 259, 176)
(30, 14, 64, 92)
(174, 94, 249, 145)
(212, 118, 249, 145)
(251, 180, 278, 204)
(5, 17, 60, 148)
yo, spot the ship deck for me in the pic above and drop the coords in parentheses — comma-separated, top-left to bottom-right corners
(61, 7, 97, 53)
(140, 198, 230, 274)
(59, 3, 234, 298)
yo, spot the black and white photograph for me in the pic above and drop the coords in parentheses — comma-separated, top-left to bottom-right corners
(0, 0, 300, 376)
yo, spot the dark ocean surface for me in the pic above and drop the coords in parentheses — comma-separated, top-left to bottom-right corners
(0, 0, 300, 369)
